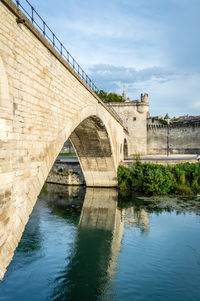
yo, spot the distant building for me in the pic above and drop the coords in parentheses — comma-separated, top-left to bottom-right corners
(62, 88, 200, 156)
(107, 89, 149, 155)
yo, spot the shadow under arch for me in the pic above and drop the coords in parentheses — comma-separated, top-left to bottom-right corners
(69, 115, 117, 187)
(123, 138, 128, 159)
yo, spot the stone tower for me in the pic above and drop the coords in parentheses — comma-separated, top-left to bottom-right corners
(141, 93, 149, 103)
(107, 92, 149, 155)
(164, 113, 171, 124)
(122, 87, 126, 100)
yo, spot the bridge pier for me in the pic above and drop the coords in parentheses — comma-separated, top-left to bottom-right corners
(70, 116, 118, 187)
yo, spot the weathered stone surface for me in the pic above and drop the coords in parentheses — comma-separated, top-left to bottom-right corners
(147, 124, 200, 154)
(47, 161, 85, 186)
(0, 0, 127, 279)
(108, 94, 149, 155)
(61, 140, 75, 154)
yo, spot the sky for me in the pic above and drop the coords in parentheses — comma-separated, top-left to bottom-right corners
(22, 0, 200, 116)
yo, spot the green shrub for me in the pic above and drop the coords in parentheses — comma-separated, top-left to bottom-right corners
(132, 153, 141, 165)
(142, 164, 173, 195)
(117, 166, 132, 190)
(118, 162, 200, 196)
(159, 119, 168, 125)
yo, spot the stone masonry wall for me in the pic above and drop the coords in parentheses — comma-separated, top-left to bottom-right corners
(147, 124, 200, 154)
(108, 99, 149, 155)
(47, 161, 85, 185)
(61, 140, 75, 154)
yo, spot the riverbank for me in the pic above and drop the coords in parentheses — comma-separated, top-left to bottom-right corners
(46, 160, 85, 185)
(43, 183, 200, 214)
(47, 157, 200, 196)
(118, 162, 200, 195)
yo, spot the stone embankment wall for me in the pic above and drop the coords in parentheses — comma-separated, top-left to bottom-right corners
(47, 161, 85, 185)
(147, 123, 200, 154)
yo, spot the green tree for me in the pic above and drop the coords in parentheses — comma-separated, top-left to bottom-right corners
(96, 90, 125, 103)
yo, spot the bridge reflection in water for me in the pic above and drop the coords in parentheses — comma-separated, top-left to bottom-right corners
(1, 184, 200, 301)
(41, 184, 150, 301)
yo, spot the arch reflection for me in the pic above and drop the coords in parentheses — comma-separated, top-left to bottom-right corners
(49, 186, 149, 300)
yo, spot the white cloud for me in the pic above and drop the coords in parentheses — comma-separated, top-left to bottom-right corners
(88, 63, 200, 117)
(133, 74, 200, 117)
(88, 64, 175, 90)
(191, 101, 200, 110)
(29, 0, 200, 116)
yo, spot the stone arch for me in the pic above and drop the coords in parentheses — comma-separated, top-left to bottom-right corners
(69, 115, 117, 187)
(32, 104, 120, 200)
(123, 138, 128, 158)
(0, 106, 120, 280)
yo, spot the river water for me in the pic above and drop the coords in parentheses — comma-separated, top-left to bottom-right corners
(1, 184, 200, 301)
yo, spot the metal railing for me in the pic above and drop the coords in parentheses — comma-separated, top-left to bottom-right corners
(13, 0, 126, 128)
(14, 0, 99, 93)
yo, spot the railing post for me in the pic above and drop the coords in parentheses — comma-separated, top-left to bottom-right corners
(43, 21, 45, 36)
(61, 43, 63, 55)
(31, 6, 34, 23)
(52, 33, 55, 46)
(16, 0, 19, 7)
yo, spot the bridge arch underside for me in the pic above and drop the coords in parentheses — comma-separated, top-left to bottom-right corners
(70, 116, 117, 187)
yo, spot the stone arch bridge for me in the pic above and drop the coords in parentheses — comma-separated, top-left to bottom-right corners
(0, 0, 129, 279)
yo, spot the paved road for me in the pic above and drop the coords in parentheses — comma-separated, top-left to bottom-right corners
(124, 157, 197, 162)
(56, 155, 198, 163)
(56, 156, 79, 163)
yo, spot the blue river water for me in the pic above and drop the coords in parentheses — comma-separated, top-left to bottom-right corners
(0, 184, 200, 301)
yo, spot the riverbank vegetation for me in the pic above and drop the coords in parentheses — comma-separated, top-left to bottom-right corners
(118, 162, 200, 195)
(59, 153, 76, 157)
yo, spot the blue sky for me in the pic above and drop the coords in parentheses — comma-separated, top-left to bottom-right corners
(25, 0, 200, 116)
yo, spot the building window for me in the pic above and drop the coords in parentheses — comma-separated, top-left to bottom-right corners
(133, 117, 136, 121)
